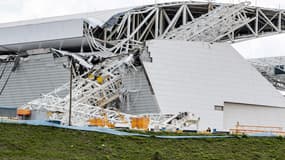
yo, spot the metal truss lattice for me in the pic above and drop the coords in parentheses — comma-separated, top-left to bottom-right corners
(87, 1, 285, 53)
(21, 54, 135, 126)
(162, 2, 251, 42)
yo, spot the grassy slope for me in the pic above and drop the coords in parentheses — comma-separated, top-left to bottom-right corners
(0, 123, 285, 160)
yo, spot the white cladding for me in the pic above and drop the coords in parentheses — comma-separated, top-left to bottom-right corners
(223, 102, 285, 130)
(0, 19, 84, 46)
(0, 8, 127, 29)
(143, 40, 285, 130)
(0, 8, 128, 49)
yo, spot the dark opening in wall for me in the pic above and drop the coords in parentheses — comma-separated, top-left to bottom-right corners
(214, 105, 224, 111)
(274, 65, 285, 75)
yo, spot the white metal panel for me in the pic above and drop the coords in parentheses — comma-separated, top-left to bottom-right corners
(223, 102, 285, 130)
(0, 8, 128, 29)
(143, 40, 285, 130)
(0, 19, 83, 46)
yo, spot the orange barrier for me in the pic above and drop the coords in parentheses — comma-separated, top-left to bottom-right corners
(131, 116, 150, 130)
(88, 118, 104, 127)
(88, 117, 115, 128)
(131, 117, 138, 129)
(17, 109, 31, 116)
(89, 115, 149, 130)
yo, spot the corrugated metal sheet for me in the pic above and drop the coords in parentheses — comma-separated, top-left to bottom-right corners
(143, 40, 285, 130)
(121, 67, 160, 114)
(0, 54, 158, 114)
(0, 53, 69, 108)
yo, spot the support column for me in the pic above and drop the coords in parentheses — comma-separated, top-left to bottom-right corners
(255, 8, 259, 36)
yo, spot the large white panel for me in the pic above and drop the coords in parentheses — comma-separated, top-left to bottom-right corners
(223, 102, 285, 130)
(0, 8, 127, 29)
(143, 40, 285, 130)
(0, 19, 83, 45)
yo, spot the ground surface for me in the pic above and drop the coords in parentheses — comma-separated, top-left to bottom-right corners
(1, 123, 285, 160)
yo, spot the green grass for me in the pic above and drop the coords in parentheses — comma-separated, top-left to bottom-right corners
(1, 123, 285, 160)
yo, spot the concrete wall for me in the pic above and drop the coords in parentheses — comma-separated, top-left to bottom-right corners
(223, 102, 285, 130)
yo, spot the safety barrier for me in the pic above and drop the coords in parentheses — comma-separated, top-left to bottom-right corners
(131, 116, 150, 131)
(0, 119, 281, 138)
(17, 109, 31, 116)
(230, 123, 285, 136)
(88, 118, 115, 128)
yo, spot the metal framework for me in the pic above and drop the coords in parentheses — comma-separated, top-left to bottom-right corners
(249, 57, 285, 90)
(21, 53, 135, 125)
(163, 2, 252, 42)
(19, 50, 200, 129)
(86, 1, 285, 54)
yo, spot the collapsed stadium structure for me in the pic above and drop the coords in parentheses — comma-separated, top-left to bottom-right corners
(2, 1, 285, 133)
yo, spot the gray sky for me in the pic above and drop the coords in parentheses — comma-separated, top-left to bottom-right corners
(1, 0, 284, 23)
(0, 0, 285, 58)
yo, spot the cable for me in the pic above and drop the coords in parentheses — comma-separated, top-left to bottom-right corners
(0, 63, 13, 95)
(0, 56, 20, 95)
(0, 62, 7, 80)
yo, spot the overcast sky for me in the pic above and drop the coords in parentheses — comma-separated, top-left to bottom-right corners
(0, 0, 285, 58)
(1, 0, 284, 23)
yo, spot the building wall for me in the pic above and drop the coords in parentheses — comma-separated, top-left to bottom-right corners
(0, 53, 69, 108)
(0, 107, 17, 117)
(143, 40, 285, 130)
(223, 102, 285, 130)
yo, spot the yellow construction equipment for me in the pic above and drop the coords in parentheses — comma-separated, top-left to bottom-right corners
(87, 73, 95, 80)
(96, 76, 104, 84)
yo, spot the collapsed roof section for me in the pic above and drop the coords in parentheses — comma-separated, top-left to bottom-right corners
(1, 1, 285, 129)
(162, 2, 252, 42)
(1, 1, 285, 54)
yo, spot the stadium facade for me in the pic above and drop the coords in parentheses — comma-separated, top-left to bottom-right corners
(1, 1, 285, 132)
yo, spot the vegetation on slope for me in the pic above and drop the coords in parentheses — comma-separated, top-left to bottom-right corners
(0, 123, 285, 160)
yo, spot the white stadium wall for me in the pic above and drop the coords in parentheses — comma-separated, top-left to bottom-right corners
(143, 40, 285, 131)
(224, 102, 285, 130)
